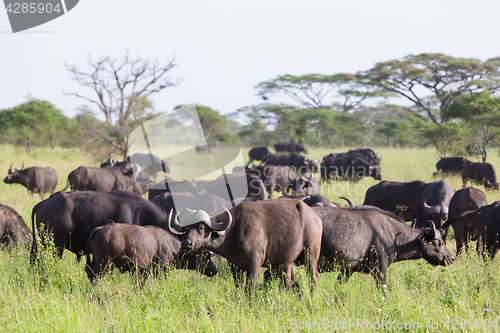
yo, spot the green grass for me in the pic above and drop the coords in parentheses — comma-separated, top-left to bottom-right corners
(0, 145, 499, 332)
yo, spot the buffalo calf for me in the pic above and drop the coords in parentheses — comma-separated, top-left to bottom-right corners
(85, 223, 217, 281)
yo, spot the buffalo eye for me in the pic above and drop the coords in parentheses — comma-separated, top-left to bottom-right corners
(197, 225, 205, 232)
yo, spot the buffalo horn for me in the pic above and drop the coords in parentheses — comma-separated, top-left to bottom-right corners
(8, 162, 14, 173)
(167, 209, 186, 235)
(339, 196, 354, 207)
(426, 220, 439, 239)
(21, 162, 24, 170)
(301, 170, 312, 181)
(288, 168, 295, 182)
(422, 197, 437, 213)
(208, 206, 232, 231)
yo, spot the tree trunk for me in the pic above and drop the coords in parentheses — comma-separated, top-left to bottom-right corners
(25, 138, 31, 155)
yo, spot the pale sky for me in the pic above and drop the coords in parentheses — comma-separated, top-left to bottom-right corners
(2, 0, 500, 120)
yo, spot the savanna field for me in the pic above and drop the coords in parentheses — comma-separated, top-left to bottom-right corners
(1, 145, 500, 332)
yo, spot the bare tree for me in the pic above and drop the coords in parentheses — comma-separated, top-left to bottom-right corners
(65, 52, 180, 157)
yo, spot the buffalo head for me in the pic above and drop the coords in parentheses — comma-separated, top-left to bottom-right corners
(168, 208, 232, 253)
(369, 165, 383, 180)
(288, 169, 313, 194)
(4, 162, 22, 184)
(420, 220, 455, 266)
(422, 197, 449, 229)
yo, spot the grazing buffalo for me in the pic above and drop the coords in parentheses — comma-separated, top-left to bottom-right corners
(461, 162, 499, 191)
(274, 142, 308, 154)
(30, 191, 169, 262)
(0, 204, 30, 247)
(85, 223, 217, 281)
(288, 171, 320, 196)
(321, 156, 382, 181)
(148, 179, 200, 200)
(265, 153, 309, 173)
(171, 199, 322, 297)
(442, 202, 500, 260)
(434, 157, 470, 175)
(413, 180, 454, 234)
(67, 166, 137, 192)
(445, 188, 488, 255)
(323, 149, 381, 166)
(248, 147, 272, 164)
(248, 165, 294, 199)
(4, 164, 58, 198)
(313, 206, 454, 285)
(363, 180, 427, 221)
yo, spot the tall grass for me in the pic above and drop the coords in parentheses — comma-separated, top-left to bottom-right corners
(0, 145, 499, 332)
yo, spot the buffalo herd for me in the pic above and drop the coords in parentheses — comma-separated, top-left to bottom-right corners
(1, 147, 499, 297)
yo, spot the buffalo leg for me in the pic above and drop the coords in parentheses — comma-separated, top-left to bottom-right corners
(245, 262, 261, 299)
(337, 268, 351, 283)
(230, 263, 244, 289)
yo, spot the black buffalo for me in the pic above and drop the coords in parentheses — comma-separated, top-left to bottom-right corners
(67, 166, 138, 192)
(445, 187, 487, 255)
(323, 149, 381, 166)
(443, 201, 500, 261)
(170, 199, 322, 297)
(265, 153, 309, 173)
(274, 142, 308, 154)
(461, 162, 499, 191)
(321, 156, 382, 181)
(313, 206, 454, 285)
(129, 153, 171, 176)
(147, 179, 200, 200)
(151, 192, 228, 217)
(248, 147, 271, 164)
(413, 180, 454, 235)
(4, 163, 58, 198)
(206, 173, 267, 201)
(0, 204, 30, 247)
(30, 191, 169, 262)
(434, 157, 471, 175)
(85, 223, 217, 281)
(363, 180, 427, 221)
(288, 171, 320, 196)
(248, 165, 294, 199)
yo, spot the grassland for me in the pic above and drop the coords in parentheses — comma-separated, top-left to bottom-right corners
(0, 145, 499, 332)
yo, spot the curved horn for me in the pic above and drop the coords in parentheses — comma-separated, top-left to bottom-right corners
(422, 197, 434, 211)
(426, 220, 439, 239)
(301, 170, 312, 181)
(21, 162, 24, 170)
(288, 168, 295, 182)
(208, 206, 232, 231)
(8, 163, 14, 173)
(339, 196, 354, 207)
(246, 161, 254, 169)
(410, 219, 417, 229)
(167, 209, 186, 235)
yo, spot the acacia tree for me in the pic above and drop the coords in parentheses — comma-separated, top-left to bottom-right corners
(255, 73, 388, 112)
(444, 91, 500, 162)
(65, 52, 179, 158)
(361, 53, 500, 124)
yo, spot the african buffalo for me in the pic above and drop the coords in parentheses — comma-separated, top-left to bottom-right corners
(363, 180, 427, 221)
(274, 142, 308, 154)
(321, 156, 382, 181)
(30, 191, 170, 262)
(434, 157, 470, 175)
(313, 206, 454, 285)
(413, 180, 454, 234)
(129, 153, 171, 176)
(288, 170, 320, 196)
(323, 149, 381, 166)
(0, 204, 30, 247)
(248, 165, 294, 199)
(85, 223, 217, 281)
(446, 187, 487, 255)
(4, 163, 58, 198)
(206, 173, 267, 201)
(67, 166, 138, 192)
(147, 179, 200, 200)
(248, 147, 271, 164)
(461, 162, 499, 191)
(170, 199, 322, 297)
(442, 202, 500, 260)
(100, 157, 121, 168)
(265, 153, 309, 173)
